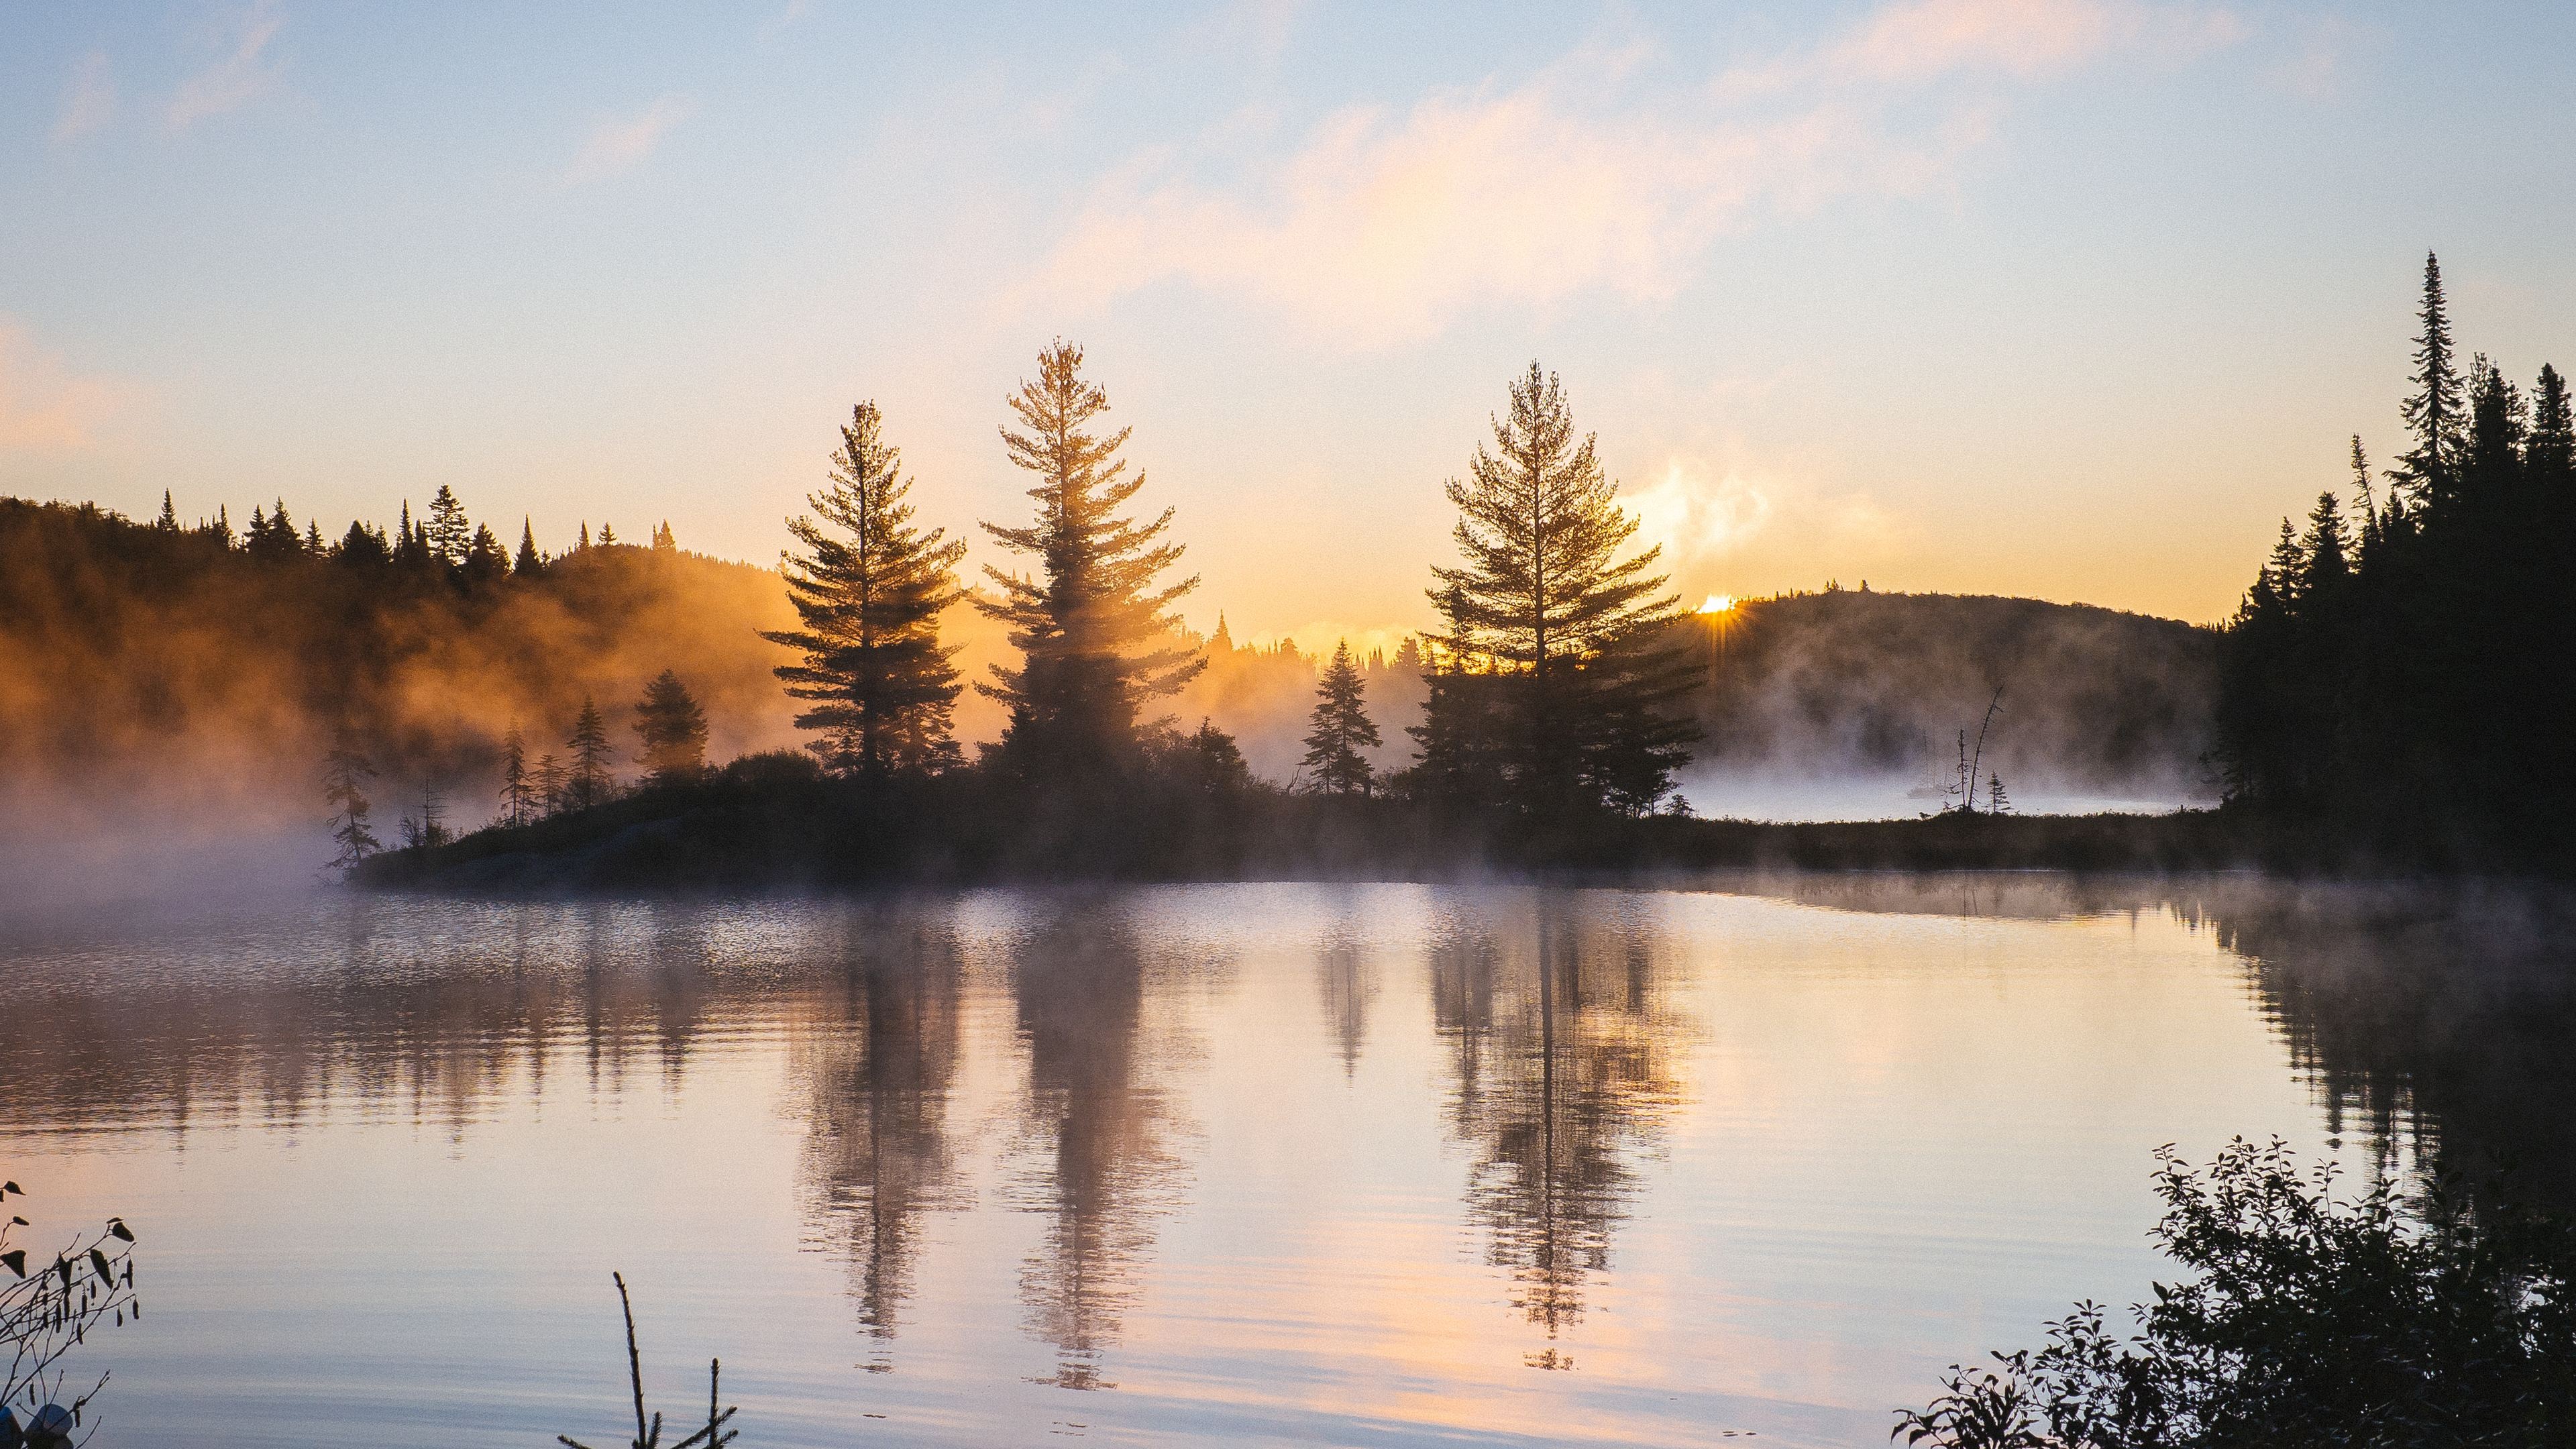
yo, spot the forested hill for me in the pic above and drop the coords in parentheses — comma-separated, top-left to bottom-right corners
(1687, 589, 2218, 810)
(0, 496, 805, 835)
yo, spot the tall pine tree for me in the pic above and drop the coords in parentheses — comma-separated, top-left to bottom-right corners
(765, 402, 967, 775)
(2390, 251, 2465, 516)
(566, 696, 614, 810)
(976, 340, 1201, 775)
(1415, 364, 1699, 813)
(1301, 640, 1382, 796)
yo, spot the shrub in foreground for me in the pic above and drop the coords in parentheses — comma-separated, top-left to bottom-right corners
(1898, 1137, 2576, 1448)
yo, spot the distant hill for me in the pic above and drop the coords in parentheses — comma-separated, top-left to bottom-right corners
(1682, 589, 2218, 815)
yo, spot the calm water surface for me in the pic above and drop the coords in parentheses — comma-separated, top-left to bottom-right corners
(2, 876, 2563, 1447)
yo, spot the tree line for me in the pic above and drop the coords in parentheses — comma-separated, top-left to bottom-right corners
(2218, 253, 2575, 857)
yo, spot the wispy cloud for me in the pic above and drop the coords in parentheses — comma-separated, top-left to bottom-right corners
(564, 95, 698, 185)
(0, 321, 129, 455)
(167, 0, 284, 132)
(53, 52, 117, 144)
(1718, 0, 2241, 97)
(1037, 0, 2241, 346)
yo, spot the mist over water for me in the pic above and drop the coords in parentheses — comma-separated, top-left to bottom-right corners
(2, 875, 2545, 1448)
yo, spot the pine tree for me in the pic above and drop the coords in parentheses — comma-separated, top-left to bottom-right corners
(566, 696, 614, 810)
(323, 732, 381, 872)
(2529, 364, 2575, 484)
(498, 724, 535, 826)
(1986, 773, 2012, 814)
(651, 521, 676, 552)
(425, 485, 472, 566)
(303, 519, 324, 554)
(2390, 251, 2465, 515)
(976, 340, 1202, 774)
(2349, 437, 2381, 557)
(338, 519, 391, 568)
(2300, 490, 2350, 596)
(532, 752, 567, 816)
(598, 522, 617, 546)
(1416, 363, 1699, 813)
(462, 523, 510, 584)
(515, 518, 545, 576)
(1301, 640, 1383, 796)
(764, 401, 967, 775)
(633, 669, 710, 785)
(156, 490, 178, 530)
(393, 501, 434, 572)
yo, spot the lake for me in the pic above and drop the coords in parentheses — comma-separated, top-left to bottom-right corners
(2, 875, 2565, 1448)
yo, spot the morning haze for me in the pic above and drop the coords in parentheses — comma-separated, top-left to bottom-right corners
(3, 4, 2575, 1448)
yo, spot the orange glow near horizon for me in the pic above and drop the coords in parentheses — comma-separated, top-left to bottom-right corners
(1697, 594, 1735, 615)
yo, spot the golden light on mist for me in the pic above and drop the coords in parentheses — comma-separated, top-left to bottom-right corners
(1697, 594, 1735, 615)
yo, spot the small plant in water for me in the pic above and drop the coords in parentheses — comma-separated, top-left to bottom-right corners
(1896, 1136, 2576, 1448)
(0, 1179, 142, 1448)
(558, 1273, 738, 1449)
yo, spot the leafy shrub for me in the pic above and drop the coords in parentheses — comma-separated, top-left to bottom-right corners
(1898, 1137, 2576, 1448)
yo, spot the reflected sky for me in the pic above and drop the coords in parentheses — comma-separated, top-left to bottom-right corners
(2, 877, 2561, 1447)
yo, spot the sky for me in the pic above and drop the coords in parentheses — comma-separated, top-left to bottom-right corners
(3, 1, 2573, 645)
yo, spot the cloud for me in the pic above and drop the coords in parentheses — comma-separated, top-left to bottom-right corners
(563, 95, 698, 185)
(1036, 0, 2241, 346)
(53, 52, 117, 143)
(167, 0, 284, 132)
(1718, 0, 2242, 97)
(0, 321, 129, 455)
(1627, 459, 1778, 572)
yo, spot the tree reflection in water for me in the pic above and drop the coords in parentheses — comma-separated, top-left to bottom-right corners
(788, 904, 968, 1365)
(1432, 892, 1687, 1368)
(2186, 881, 2576, 1207)
(1005, 902, 1187, 1390)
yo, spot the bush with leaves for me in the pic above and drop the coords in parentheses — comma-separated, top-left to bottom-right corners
(1, 1179, 140, 1444)
(1896, 1137, 2576, 1448)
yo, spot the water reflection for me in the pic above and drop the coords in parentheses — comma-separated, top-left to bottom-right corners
(788, 905, 967, 1360)
(4, 879, 2575, 1447)
(2184, 881, 2576, 1204)
(1432, 894, 1686, 1365)
(1004, 902, 1187, 1389)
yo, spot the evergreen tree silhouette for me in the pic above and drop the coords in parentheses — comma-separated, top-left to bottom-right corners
(1300, 639, 1381, 796)
(424, 485, 472, 567)
(566, 696, 614, 810)
(498, 724, 534, 826)
(532, 752, 567, 816)
(1415, 363, 1699, 813)
(765, 401, 967, 776)
(976, 339, 1201, 775)
(337, 519, 390, 569)
(461, 523, 509, 584)
(2391, 251, 2465, 514)
(633, 669, 710, 785)
(322, 732, 381, 872)
(514, 517, 545, 576)
(156, 490, 177, 530)
(598, 522, 616, 545)
(2300, 490, 2350, 596)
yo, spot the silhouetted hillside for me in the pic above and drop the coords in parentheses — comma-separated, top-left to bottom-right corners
(1683, 588, 2216, 815)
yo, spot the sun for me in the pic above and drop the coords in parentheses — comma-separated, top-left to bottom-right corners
(1697, 594, 1735, 615)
